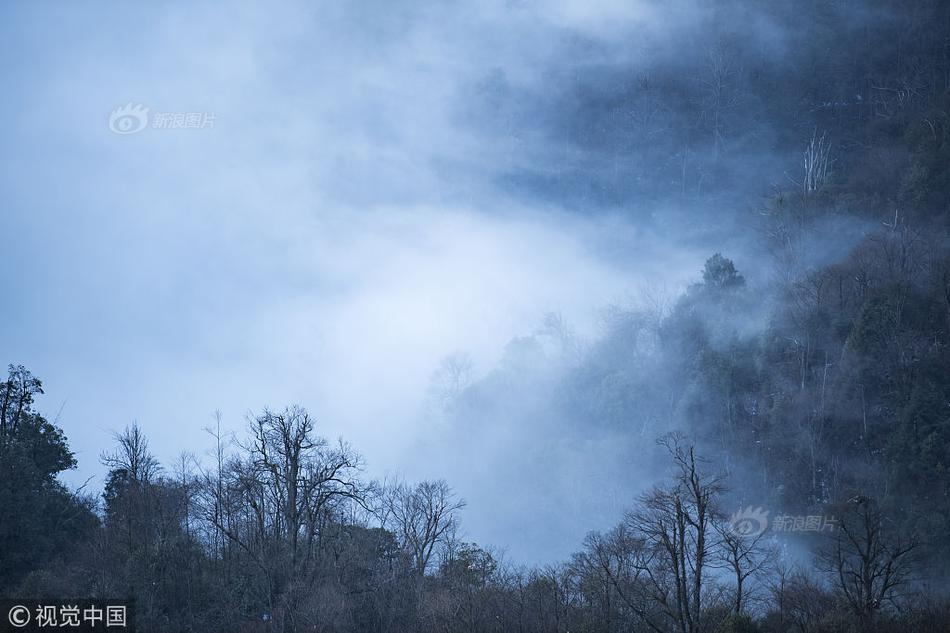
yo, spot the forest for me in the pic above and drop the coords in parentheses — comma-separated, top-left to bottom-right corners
(3, 0, 950, 631)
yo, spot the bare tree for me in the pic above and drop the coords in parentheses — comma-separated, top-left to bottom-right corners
(768, 564, 835, 633)
(199, 405, 367, 631)
(576, 437, 727, 633)
(429, 353, 475, 409)
(803, 129, 832, 195)
(100, 421, 161, 484)
(819, 496, 918, 623)
(573, 524, 658, 633)
(537, 312, 582, 363)
(383, 479, 465, 578)
(99, 422, 163, 583)
(698, 44, 741, 160)
(200, 410, 232, 561)
(624, 435, 725, 633)
(715, 519, 774, 615)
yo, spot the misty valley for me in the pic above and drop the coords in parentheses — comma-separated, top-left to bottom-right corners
(3, 1, 950, 632)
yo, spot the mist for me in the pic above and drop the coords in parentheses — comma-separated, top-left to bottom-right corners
(4, 1, 950, 631)
(1, 0, 769, 562)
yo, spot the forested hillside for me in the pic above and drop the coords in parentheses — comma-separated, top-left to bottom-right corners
(3, 0, 950, 631)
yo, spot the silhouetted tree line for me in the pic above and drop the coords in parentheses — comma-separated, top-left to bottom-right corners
(1, 369, 947, 632)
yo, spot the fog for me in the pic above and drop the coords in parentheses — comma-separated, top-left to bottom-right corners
(0, 0, 885, 564)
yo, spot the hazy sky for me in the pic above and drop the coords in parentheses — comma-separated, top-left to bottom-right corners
(0, 0, 776, 563)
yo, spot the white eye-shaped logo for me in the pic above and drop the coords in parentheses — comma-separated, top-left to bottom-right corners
(728, 506, 770, 537)
(109, 103, 149, 134)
